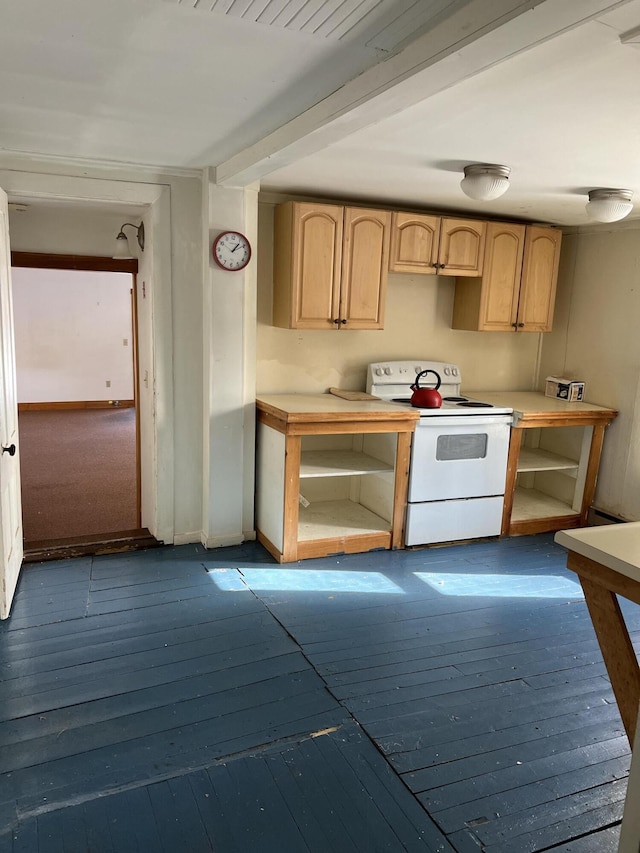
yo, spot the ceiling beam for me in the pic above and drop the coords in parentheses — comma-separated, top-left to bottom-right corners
(215, 0, 631, 187)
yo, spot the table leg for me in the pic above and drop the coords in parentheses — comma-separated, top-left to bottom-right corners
(580, 575, 640, 747)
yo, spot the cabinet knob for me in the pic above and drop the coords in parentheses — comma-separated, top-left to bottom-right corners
(341, 319, 347, 325)
(439, 263, 446, 269)
(512, 322, 518, 328)
(333, 318, 340, 325)
(518, 323, 525, 328)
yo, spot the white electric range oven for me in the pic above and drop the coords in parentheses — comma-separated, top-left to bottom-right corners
(367, 361, 513, 545)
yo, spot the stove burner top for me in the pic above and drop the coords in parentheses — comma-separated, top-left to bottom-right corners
(367, 361, 513, 417)
(389, 396, 494, 410)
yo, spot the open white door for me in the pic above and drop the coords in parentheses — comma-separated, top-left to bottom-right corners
(0, 187, 23, 619)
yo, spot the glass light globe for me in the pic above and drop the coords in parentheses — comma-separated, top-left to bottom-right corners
(586, 190, 633, 223)
(460, 164, 511, 201)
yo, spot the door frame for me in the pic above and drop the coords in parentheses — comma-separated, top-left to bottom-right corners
(11, 251, 142, 535)
(0, 173, 174, 545)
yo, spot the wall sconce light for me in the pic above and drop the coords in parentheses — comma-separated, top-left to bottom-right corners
(585, 189, 634, 223)
(460, 164, 511, 201)
(113, 222, 145, 258)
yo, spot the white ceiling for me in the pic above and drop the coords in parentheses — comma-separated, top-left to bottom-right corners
(1, 0, 640, 225)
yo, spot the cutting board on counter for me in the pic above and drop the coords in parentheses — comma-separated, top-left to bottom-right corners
(329, 388, 380, 401)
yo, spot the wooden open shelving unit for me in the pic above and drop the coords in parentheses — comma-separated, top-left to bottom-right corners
(501, 398, 618, 536)
(255, 394, 418, 563)
(465, 391, 618, 537)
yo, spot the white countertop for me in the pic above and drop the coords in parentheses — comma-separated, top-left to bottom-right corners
(465, 390, 616, 417)
(256, 393, 420, 424)
(555, 522, 640, 582)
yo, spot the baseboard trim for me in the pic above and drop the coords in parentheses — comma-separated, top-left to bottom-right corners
(589, 507, 626, 525)
(173, 532, 202, 546)
(175, 530, 256, 548)
(200, 532, 245, 550)
(19, 400, 135, 411)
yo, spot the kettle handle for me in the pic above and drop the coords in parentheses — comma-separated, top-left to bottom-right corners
(411, 369, 441, 391)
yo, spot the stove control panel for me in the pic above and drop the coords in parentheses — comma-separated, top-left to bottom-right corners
(367, 361, 460, 385)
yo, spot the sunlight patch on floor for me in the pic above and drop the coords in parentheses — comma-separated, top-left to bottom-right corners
(414, 572, 583, 598)
(207, 567, 405, 594)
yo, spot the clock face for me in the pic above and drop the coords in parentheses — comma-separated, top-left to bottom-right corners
(213, 231, 251, 271)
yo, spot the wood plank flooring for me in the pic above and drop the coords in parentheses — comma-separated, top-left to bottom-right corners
(0, 534, 637, 851)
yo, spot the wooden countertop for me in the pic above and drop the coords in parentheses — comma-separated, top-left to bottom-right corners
(256, 393, 419, 426)
(464, 390, 617, 426)
(555, 522, 640, 583)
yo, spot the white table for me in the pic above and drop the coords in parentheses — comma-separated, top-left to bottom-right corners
(555, 523, 640, 747)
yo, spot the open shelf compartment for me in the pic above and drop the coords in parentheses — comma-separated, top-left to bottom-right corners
(299, 449, 393, 478)
(511, 486, 578, 522)
(297, 499, 391, 541)
(516, 447, 579, 476)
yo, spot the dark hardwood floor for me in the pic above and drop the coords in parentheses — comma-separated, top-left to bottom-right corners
(0, 533, 635, 851)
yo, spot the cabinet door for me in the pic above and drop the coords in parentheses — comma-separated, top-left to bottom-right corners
(517, 225, 561, 332)
(388, 211, 439, 274)
(439, 218, 486, 276)
(478, 221, 526, 331)
(273, 201, 343, 329)
(340, 207, 391, 330)
(451, 221, 524, 331)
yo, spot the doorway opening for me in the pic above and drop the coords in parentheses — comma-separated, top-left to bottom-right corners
(11, 252, 157, 561)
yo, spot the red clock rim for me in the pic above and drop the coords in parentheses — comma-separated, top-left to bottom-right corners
(212, 231, 252, 271)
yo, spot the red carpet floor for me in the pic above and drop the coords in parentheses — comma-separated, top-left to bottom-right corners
(18, 408, 138, 544)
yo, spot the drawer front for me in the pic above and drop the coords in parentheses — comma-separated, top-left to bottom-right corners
(405, 496, 503, 545)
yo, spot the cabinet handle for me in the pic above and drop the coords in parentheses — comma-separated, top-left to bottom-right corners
(2, 443, 16, 456)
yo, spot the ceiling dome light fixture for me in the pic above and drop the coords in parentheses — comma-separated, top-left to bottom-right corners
(585, 189, 634, 223)
(460, 163, 511, 201)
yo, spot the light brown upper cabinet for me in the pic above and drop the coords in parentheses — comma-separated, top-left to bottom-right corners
(273, 201, 391, 330)
(389, 212, 486, 276)
(451, 223, 562, 332)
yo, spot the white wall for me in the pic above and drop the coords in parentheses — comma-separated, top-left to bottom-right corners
(7, 205, 136, 256)
(539, 220, 640, 521)
(202, 178, 259, 547)
(256, 197, 542, 396)
(12, 267, 133, 403)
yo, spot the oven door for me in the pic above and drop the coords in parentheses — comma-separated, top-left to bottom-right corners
(408, 415, 511, 502)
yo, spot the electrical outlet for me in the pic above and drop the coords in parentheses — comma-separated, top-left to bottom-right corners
(106, 380, 111, 388)
(123, 338, 128, 346)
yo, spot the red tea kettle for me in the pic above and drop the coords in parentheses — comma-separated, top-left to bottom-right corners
(410, 369, 442, 408)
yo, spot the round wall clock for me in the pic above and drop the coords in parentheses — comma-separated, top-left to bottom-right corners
(212, 231, 252, 271)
